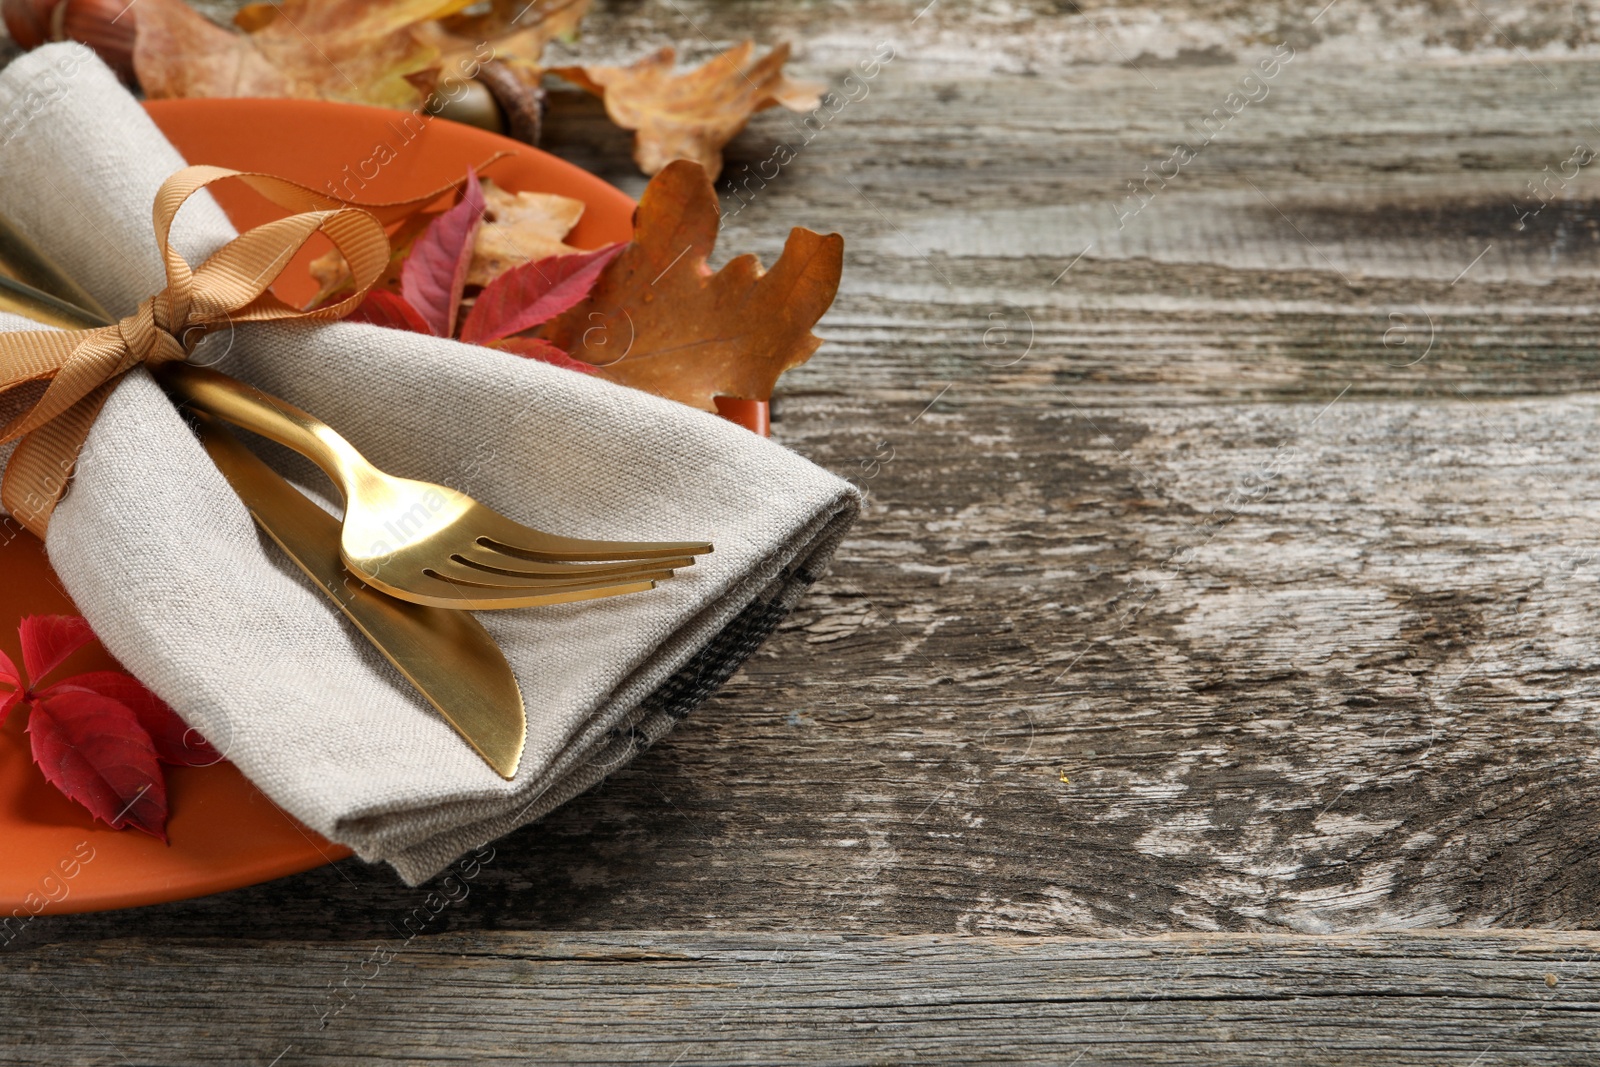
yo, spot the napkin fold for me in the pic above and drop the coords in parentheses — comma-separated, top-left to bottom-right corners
(0, 45, 859, 883)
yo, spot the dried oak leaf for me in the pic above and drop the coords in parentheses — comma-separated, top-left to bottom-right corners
(135, 0, 459, 108)
(540, 160, 843, 410)
(469, 179, 585, 287)
(552, 42, 822, 178)
(132, 0, 286, 99)
(419, 0, 591, 90)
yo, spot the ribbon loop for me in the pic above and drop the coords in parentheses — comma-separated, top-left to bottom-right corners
(0, 160, 499, 538)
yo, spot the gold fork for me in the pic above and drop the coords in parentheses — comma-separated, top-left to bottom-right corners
(158, 362, 711, 609)
(0, 270, 712, 610)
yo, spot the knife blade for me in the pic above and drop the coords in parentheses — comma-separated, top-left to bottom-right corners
(192, 412, 526, 779)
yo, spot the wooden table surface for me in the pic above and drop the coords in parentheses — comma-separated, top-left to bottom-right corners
(7, 0, 1600, 1062)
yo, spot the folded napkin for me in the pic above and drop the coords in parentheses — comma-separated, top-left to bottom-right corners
(0, 45, 859, 883)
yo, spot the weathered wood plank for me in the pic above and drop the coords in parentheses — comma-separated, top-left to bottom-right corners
(4, 931, 1599, 1064)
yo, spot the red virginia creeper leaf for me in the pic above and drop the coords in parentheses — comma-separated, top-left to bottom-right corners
(52, 674, 221, 767)
(28, 690, 168, 840)
(0, 690, 21, 727)
(19, 614, 95, 686)
(460, 243, 626, 346)
(346, 289, 434, 334)
(2, 634, 27, 726)
(491, 337, 598, 375)
(400, 167, 486, 337)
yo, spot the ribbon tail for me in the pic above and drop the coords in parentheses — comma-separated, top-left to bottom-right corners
(0, 326, 95, 407)
(2, 379, 118, 538)
(0, 328, 133, 444)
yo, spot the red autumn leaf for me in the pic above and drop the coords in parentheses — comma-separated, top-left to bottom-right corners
(0, 647, 19, 722)
(0, 614, 222, 839)
(401, 167, 486, 337)
(347, 289, 434, 335)
(460, 243, 626, 346)
(57, 674, 221, 767)
(491, 337, 598, 375)
(20, 613, 94, 685)
(28, 689, 168, 840)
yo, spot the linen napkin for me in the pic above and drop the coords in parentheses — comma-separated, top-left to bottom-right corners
(0, 45, 859, 883)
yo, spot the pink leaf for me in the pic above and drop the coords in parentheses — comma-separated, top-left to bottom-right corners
(346, 290, 434, 334)
(28, 689, 167, 840)
(51, 673, 221, 767)
(0, 647, 19, 690)
(491, 337, 598, 375)
(19, 614, 94, 686)
(400, 168, 486, 338)
(460, 243, 626, 346)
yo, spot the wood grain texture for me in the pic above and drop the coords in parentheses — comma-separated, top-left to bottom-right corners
(5, 0, 1600, 1060)
(5, 931, 1600, 1065)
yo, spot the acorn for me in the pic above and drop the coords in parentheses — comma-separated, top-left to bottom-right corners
(2, 0, 137, 81)
(426, 77, 505, 136)
(406, 55, 554, 143)
(475, 59, 544, 146)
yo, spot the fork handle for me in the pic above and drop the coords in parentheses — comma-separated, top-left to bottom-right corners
(156, 362, 366, 503)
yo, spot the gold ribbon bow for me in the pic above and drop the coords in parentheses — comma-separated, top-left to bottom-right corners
(0, 165, 458, 538)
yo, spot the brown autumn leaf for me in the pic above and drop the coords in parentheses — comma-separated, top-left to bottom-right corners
(539, 160, 843, 410)
(418, 0, 591, 92)
(552, 42, 823, 178)
(132, 0, 287, 99)
(135, 0, 469, 108)
(468, 179, 585, 287)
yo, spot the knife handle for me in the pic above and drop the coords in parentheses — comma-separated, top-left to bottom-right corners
(0, 212, 114, 324)
(0, 274, 111, 330)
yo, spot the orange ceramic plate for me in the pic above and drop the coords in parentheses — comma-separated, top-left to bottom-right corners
(0, 98, 636, 915)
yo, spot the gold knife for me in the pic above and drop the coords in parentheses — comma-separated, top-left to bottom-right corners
(0, 270, 527, 779)
(0, 214, 112, 324)
(193, 413, 525, 778)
